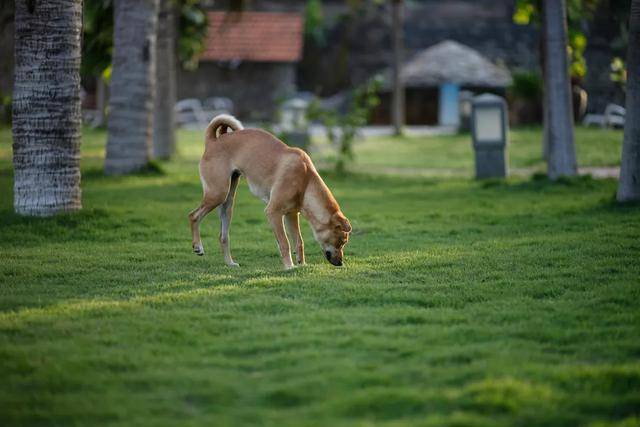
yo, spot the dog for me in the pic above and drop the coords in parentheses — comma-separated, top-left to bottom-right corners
(189, 114, 352, 269)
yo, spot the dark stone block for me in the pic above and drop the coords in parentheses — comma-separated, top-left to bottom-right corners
(475, 148, 507, 179)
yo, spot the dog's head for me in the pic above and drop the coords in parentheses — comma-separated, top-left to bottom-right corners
(314, 212, 351, 267)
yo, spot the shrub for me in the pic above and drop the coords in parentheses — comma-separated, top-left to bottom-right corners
(307, 77, 381, 174)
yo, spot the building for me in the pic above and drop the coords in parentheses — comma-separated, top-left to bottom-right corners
(375, 40, 512, 126)
(177, 11, 304, 121)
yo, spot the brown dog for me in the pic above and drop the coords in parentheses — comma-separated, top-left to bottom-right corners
(189, 114, 351, 269)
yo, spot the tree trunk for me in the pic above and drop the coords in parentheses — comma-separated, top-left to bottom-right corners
(12, 0, 83, 216)
(152, 0, 177, 160)
(391, 0, 405, 135)
(105, 0, 159, 175)
(94, 76, 107, 128)
(618, 0, 640, 201)
(540, 10, 550, 161)
(543, 0, 577, 179)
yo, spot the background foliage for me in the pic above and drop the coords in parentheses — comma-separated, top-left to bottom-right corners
(308, 77, 382, 174)
(82, 0, 209, 79)
(514, 0, 604, 79)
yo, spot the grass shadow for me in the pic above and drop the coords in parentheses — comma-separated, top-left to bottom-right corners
(478, 173, 602, 193)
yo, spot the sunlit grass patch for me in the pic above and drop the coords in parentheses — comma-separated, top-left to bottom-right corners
(460, 377, 558, 413)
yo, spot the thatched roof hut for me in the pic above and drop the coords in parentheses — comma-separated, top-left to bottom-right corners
(396, 40, 512, 88)
(372, 40, 512, 126)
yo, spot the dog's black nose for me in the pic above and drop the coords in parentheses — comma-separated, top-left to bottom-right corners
(325, 251, 331, 261)
(329, 258, 343, 267)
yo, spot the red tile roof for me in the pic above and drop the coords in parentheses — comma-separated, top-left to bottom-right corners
(201, 12, 304, 63)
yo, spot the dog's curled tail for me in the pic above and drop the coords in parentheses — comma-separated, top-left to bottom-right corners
(206, 114, 244, 140)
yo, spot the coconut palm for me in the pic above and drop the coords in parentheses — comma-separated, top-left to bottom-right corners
(617, 0, 640, 202)
(391, 0, 405, 135)
(12, 0, 83, 216)
(153, 0, 177, 159)
(543, 0, 577, 179)
(105, 0, 159, 175)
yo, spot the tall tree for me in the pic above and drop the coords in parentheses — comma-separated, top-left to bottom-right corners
(12, 0, 83, 216)
(391, 0, 405, 135)
(514, 0, 600, 161)
(617, 0, 640, 202)
(104, 0, 159, 175)
(153, 0, 177, 159)
(543, 0, 577, 179)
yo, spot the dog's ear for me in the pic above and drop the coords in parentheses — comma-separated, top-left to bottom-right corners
(333, 213, 352, 233)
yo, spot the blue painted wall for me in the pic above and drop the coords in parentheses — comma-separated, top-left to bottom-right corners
(438, 83, 460, 127)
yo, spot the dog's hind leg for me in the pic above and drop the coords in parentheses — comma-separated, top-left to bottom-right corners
(285, 212, 305, 265)
(189, 202, 214, 256)
(189, 171, 230, 256)
(189, 197, 221, 256)
(218, 172, 240, 267)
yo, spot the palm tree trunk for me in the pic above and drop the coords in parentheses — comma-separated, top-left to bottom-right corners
(543, 0, 577, 179)
(153, 0, 177, 160)
(391, 0, 405, 135)
(617, 0, 640, 202)
(12, 0, 83, 216)
(105, 0, 159, 175)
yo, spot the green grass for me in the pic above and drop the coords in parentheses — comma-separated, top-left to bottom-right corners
(344, 126, 623, 173)
(1, 126, 639, 426)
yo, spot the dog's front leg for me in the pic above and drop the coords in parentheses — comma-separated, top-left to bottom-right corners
(266, 209, 295, 270)
(285, 212, 305, 265)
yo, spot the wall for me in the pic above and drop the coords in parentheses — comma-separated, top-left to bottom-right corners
(298, 0, 539, 96)
(405, 0, 539, 70)
(177, 61, 295, 121)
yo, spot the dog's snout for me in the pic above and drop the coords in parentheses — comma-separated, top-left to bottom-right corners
(325, 251, 332, 261)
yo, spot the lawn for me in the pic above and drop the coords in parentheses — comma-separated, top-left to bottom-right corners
(1, 126, 639, 427)
(339, 126, 624, 174)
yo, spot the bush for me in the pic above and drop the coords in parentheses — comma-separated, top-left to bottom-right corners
(307, 77, 381, 174)
(509, 71, 542, 102)
(508, 71, 543, 125)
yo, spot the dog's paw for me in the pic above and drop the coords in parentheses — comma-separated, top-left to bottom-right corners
(193, 244, 205, 256)
(226, 261, 240, 267)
